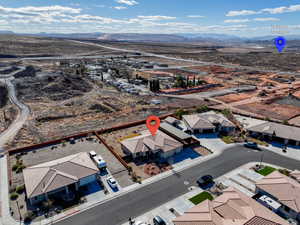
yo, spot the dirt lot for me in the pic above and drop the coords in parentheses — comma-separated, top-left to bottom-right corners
(237, 102, 300, 121)
(215, 91, 258, 103)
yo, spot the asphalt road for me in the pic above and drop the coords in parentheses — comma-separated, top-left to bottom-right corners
(55, 145, 300, 225)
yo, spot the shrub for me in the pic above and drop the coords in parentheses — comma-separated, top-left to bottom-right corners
(12, 164, 18, 171)
(10, 192, 18, 200)
(16, 185, 25, 194)
(279, 169, 291, 176)
(16, 165, 26, 173)
(24, 211, 35, 223)
(196, 105, 209, 113)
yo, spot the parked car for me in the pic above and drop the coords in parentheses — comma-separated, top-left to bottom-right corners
(93, 155, 107, 169)
(89, 151, 97, 158)
(244, 142, 260, 150)
(153, 216, 166, 225)
(197, 175, 214, 187)
(107, 176, 117, 189)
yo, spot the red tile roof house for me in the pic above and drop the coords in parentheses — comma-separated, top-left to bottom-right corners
(120, 130, 183, 160)
(173, 187, 289, 225)
(255, 171, 300, 223)
(23, 152, 99, 205)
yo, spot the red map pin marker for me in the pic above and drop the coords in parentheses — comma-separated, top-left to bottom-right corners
(146, 115, 160, 136)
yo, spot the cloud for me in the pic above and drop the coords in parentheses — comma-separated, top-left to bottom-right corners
(116, 0, 138, 6)
(224, 19, 250, 23)
(136, 15, 176, 21)
(187, 15, 205, 18)
(262, 5, 300, 14)
(114, 6, 127, 10)
(253, 17, 280, 22)
(226, 4, 300, 17)
(226, 10, 258, 17)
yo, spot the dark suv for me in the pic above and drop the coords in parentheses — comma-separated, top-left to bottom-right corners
(244, 142, 260, 150)
(197, 175, 214, 187)
(153, 216, 166, 225)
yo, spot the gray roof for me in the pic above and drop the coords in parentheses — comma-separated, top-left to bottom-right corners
(248, 122, 300, 142)
(23, 152, 99, 198)
(183, 114, 215, 130)
(164, 116, 179, 124)
(121, 130, 183, 155)
(183, 111, 235, 130)
(160, 122, 191, 140)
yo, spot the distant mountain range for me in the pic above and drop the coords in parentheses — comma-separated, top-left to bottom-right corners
(1, 30, 300, 42)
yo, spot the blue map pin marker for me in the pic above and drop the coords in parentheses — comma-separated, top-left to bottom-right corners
(274, 36, 286, 53)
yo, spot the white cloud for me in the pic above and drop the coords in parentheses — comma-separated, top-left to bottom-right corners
(116, 0, 138, 6)
(136, 15, 176, 21)
(226, 4, 300, 17)
(262, 5, 300, 14)
(224, 19, 250, 23)
(253, 17, 280, 22)
(114, 6, 127, 10)
(187, 15, 205, 18)
(226, 10, 258, 17)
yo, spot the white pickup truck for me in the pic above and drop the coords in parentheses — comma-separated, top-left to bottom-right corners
(89, 151, 107, 169)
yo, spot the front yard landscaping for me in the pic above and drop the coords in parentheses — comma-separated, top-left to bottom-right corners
(189, 191, 213, 205)
(221, 136, 235, 144)
(257, 166, 277, 176)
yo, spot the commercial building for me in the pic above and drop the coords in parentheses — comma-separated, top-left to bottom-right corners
(121, 130, 183, 159)
(173, 187, 288, 225)
(23, 152, 99, 205)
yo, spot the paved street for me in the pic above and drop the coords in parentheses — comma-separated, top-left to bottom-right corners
(55, 145, 300, 225)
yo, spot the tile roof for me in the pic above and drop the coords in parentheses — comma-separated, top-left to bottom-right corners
(23, 152, 99, 198)
(183, 111, 235, 130)
(173, 187, 288, 225)
(247, 122, 300, 142)
(121, 130, 183, 155)
(256, 171, 300, 213)
(291, 170, 300, 182)
(183, 114, 216, 130)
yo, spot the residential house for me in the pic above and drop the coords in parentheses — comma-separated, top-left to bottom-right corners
(164, 116, 181, 128)
(183, 111, 236, 134)
(121, 130, 183, 159)
(173, 187, 288, 225)
(247, 122, 300, 146)
(255, 171, 300, 222)
(291, 170, 300, 183)
(159, 122, 198, 146)
(23, 152, 99, 205)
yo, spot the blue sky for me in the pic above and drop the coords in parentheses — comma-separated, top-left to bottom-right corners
(1, 0, 300, 36)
